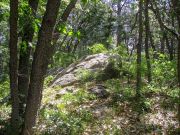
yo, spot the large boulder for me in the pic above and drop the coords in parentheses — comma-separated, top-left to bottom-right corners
(50, 53, 121, 87)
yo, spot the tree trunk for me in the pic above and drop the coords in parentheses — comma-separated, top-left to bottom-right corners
(149, 30, 157, 58)
(165, 35, 174, 60)
(144, 0, 152, 83)
(136, 0, 143, 96)
(171, 0, 180, 126)
(116, 0, 122, 46)
(178, 23, 180, 127)
(21, 0, 61, 134)
(18, 0, 39, 117)
(21, 0, 78, 134)
(9, 0, 19, 134)
(0, 50, 3, 80)
(171, 16, 176, 58)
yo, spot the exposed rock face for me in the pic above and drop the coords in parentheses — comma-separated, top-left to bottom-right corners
(50, 53, 121, 87)
(88, 84, 110, 98)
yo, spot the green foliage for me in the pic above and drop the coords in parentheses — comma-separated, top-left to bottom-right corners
(0, 104, 11, 133)
(0, 81, 9, 101)
(53, 52, 77, 67)
(38, 89, 95, 135)
(152, 54, 176, 87)
(76, 69, 96, 82)
(76, 58, 123, 82)
(81, 0, 88, 5)
(44, 76, 54, 88)
(88, 43, 107, 54)
(60, 89, 95, 105)
(58, 23, 68, 34)
(0, 80, 10, 133)
(111, 45, 128, 57)
(19, 41, 28, 55)
(105, 79, 135, 97)
(18, 1, 40, 37)
(38, 108, 93, 135)
(58, 23, 81, 40)
(166, 88, 180, 105)
(0, 0, 179, 134)
(111, 46, 134, 79)
(0, 1, 9, 22)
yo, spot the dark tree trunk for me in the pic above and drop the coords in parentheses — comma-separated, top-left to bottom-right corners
(0, 50, 3, 80)
(171, 0, 180, 126)
(116, 0, 122, 46)
(136, 0, 143, 96)
(171, 16, 176, 58)
(144, 0, 152, 83)
(21, 0, 61, 134)
(9, 0, 19, 134)
(18, 0, 39, 117)
(165, 35, 174, 60)
(160, 35, 165, 54)
(149, 30, 157, 58)
(178, 23, 180, 127)
(21, 0, 78, 134)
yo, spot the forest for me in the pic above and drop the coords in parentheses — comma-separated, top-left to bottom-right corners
(0, 0, 180, 134)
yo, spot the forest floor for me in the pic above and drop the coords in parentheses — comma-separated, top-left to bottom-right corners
(0, 78, 179, 135)
(0, 53, 179, 135)
(36, 79, 179, 135)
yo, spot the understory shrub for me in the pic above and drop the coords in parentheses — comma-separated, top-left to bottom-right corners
(88, 43, 107, 54)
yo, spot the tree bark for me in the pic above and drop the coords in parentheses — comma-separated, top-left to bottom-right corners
(18, 0, 39, 117)
(171, 0, 180, 126)
(116, 0, 122, 46)
(0, 50, 3, 80)
(144, 0, 152, 83)
(149, 33, 155, 51)
(171, 16, 175, 58)
(136, 0, 143, 96)
(160, 34, 165, 54)
(9, 0, 19, 134)
(21, 0, 61, 134)
(21, 0, 78, 134)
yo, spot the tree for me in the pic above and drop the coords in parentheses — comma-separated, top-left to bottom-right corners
(136, 0, 143, 96)
(171, 0, 180, 126)
(144, 0, 152, 82)
(9, 0, 19, 134)
(116, 0, 123, 46)
(21, 0, 77, 134)
(150, 0, 173, 60)
(21, 0, 61, 134)
(18, 0, 39, 118)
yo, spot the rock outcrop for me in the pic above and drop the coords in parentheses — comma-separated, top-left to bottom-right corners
(88, 84, 110, 98)
(50, 53, 121, 87)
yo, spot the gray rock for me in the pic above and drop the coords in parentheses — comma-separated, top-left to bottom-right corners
(50, 53, 121, 87)
(53, 73, 77, 87)
(88, 85, 109, 98)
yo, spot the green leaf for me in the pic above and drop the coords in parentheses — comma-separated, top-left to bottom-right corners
(58, 24, 67, 34)
(81, 0, 88, 5)
(68, 30, 73, 36)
